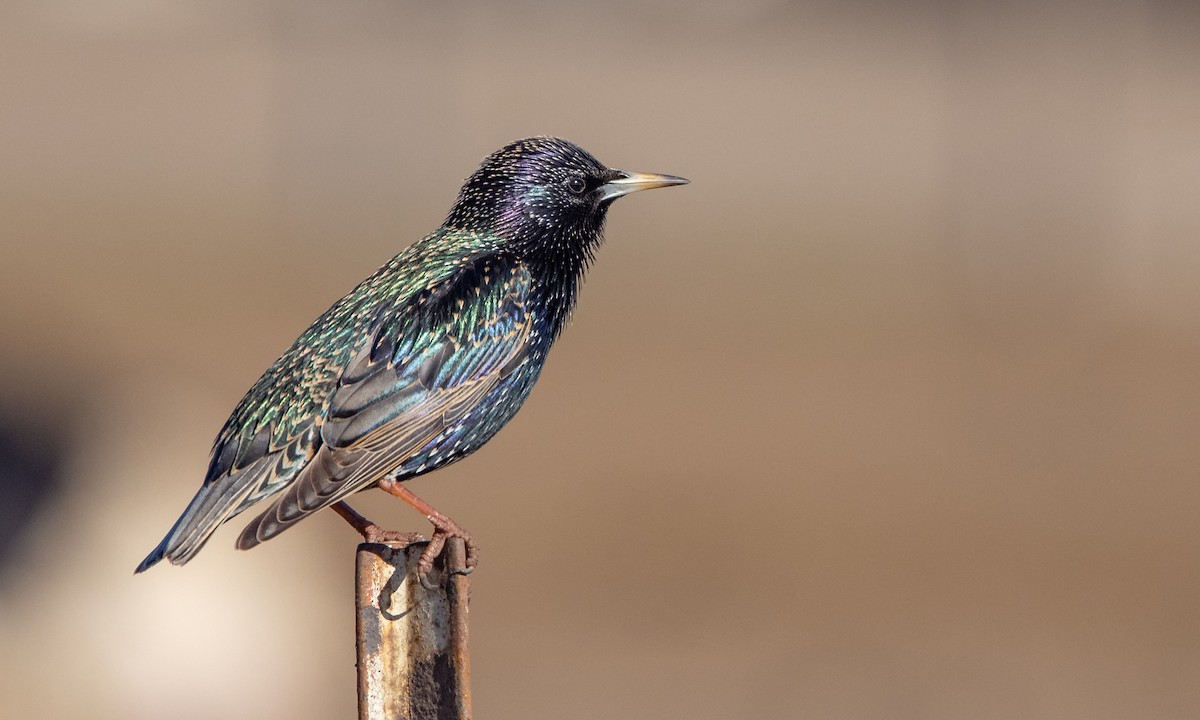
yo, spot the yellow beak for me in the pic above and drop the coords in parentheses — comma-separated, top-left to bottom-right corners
(598, 171, 690, 202)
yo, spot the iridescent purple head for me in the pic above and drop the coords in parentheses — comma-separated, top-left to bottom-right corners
(444, 137, 687, 259)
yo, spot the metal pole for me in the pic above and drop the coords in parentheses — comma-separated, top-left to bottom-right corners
(355, 539, 472, 720)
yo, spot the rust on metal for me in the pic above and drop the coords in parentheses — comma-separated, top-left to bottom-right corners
(355, 538, 472, 720)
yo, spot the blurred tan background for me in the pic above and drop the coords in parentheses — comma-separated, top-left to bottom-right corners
(2, 1, 1199, 718)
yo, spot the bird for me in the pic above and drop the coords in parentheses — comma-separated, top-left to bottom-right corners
(135, 137, 687, 581)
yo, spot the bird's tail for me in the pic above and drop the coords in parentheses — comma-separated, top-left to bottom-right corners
(134, 512, 215, 574)
(134, 460, 272, 573)
(135, 535, 173, 574)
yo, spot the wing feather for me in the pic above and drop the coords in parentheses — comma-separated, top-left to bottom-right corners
(236, 258, 534, 548)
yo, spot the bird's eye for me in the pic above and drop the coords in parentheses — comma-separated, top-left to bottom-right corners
(566, 176, 588, 194)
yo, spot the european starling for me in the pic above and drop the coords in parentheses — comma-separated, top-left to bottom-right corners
(136, 137, 687, 579)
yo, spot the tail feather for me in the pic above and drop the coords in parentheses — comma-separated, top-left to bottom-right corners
(134, 537, 170, 573)
(133, 457, 275, 573)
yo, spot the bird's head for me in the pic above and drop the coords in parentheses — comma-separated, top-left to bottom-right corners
(444, 137, 687, 262)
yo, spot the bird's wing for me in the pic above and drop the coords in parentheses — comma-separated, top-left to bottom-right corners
(235, 256, 535, 548)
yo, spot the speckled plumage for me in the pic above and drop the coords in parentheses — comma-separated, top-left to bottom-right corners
(136, 137, 686, 573)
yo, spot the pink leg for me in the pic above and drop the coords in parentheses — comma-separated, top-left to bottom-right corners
(377, 478, 479, 583)
(331, 501, 425, 545)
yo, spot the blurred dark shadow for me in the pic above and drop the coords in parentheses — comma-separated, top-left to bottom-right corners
(0, 413, 65, 578)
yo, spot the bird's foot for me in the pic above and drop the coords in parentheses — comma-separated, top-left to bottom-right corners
(417, 517, 478, 590)
(375, 478, 479, 589)
(364, 526, 426, 546)
(332, 501, 424, 546)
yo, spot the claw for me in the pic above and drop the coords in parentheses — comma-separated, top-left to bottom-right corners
(371, 479, 479, 588)
(462, 537, 480, 571)
(364, 528, 425, 546)
(332, 501, 424, 547)
(417, 534, 447, 583)
(333, 498, 476, 589)
(414, 524, 478, 589)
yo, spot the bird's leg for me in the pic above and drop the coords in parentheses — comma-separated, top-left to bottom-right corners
(376, 478, 478, 587)
(331, 501, 425, 545)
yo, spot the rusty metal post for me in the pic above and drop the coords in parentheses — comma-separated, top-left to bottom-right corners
(355, 538, 472, 720)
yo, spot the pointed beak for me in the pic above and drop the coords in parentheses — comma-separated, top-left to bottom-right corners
(598, 170, 690, 202)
